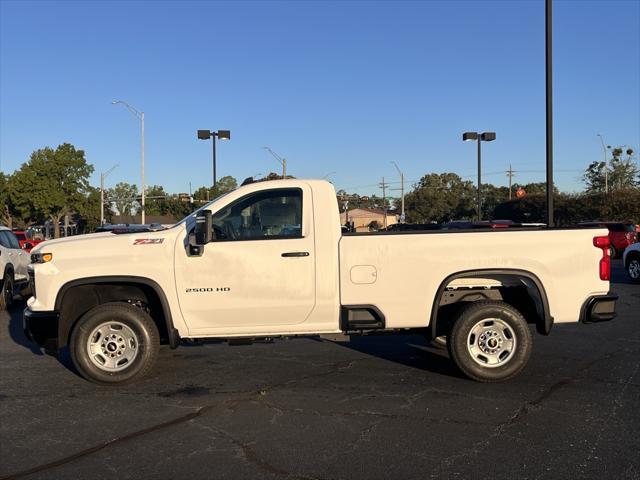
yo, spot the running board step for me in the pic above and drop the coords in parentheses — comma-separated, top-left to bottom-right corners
(341, 305, 385, 331)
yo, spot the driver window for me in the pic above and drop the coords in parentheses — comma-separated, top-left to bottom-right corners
(211, 189, 302, 241)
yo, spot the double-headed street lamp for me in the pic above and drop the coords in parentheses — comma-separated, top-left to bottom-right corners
(112, 100, 145, 224)
(197, 129, 231, 194)
(463, 131, 496, 221)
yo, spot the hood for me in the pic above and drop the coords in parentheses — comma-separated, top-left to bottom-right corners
(31, 225, 183, 257)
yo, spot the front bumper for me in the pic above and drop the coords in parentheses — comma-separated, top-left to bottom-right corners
(581, 293, 618, 323)
(23, 307, 59, 352)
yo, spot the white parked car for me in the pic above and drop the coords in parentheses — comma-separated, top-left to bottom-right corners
(622, 243, 640, 283)
(0, 226, 30, 309)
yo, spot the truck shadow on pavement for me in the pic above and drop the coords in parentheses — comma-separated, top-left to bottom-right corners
(7, 301, 42, 356)
(7, 301, 81, 376)
(326, 334, 464, 379)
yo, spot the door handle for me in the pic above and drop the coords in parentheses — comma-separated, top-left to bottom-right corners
(281, 251, 310, 257)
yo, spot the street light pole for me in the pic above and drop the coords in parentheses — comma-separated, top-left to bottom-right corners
(212, 133, 217, 188)
(141, 111, 145, 224)
(597, 133, 609, 193)
(263, 147, 287, 178)
(463, 132, 496, 221)
(112, 100, 145, 224)
(390, 161, 405, 223)
(100, 164, 119, 226)
(198, 130, 231, 196)
(477, 136, 482, 221)
(545, 0, 554, 226)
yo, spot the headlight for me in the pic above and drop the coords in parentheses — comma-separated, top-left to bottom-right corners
(31, 252, 53, 263)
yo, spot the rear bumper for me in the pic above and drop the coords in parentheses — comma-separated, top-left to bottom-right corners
(23, 307, 59, 352)
(581, 293, 618, 323)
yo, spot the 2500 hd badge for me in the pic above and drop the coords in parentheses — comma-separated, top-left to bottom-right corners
(185, 287, 231, 293)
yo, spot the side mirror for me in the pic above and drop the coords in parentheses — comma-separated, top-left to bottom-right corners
(195, 210, 212, 245)
(23, 243, 33, 250)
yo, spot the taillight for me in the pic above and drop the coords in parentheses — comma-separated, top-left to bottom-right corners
(593, 236, 610, 281)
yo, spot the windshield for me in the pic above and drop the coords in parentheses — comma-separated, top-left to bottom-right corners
(174, 191, 234, 230)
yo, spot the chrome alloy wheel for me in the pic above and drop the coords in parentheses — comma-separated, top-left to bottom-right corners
(628, 259, 640, 281)
(466, 318, 517, 368)
(86, 321, 139, 372)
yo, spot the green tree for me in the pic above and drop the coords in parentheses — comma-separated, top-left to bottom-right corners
(10, 143, 94, 238)
(144, 185, 168, 216)
(583, 161, 608, 193)
(584, 146, 638, 192)
(404, 173, 475, 223)
(108, 182, 139, 216)
(212, 176, 238, 197)
(608, 147, 639, 190)
(75, 186, 113, 233)
(192, 176, 238, 203)
(0, 172, 17, 228)
(481, 184, 509, 219)
(144, 185, 192, 219)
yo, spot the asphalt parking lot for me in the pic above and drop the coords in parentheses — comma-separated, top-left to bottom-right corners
(1, 261, 638, 480)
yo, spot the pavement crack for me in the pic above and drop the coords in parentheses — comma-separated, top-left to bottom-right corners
(208, 425, 329, 480)
(0, 405, 214, 480)
(429, 349, 620, 478)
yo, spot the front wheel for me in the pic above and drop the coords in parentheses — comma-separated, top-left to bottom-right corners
(70, 302, 159, 385)
(627, 255, 640, 283)
(447, 301, 532, 382)
(0, 273, 14, 310)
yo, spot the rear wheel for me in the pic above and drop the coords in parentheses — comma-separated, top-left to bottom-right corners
(70, 302, 159, 385)
(627, 255, 640, 283)
(609, 245, 618, 259)
(0, 273, 14, 310)
(447, 301, 532, 382)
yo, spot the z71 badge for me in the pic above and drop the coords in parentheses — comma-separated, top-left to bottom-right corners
(133, 238, 165, 245)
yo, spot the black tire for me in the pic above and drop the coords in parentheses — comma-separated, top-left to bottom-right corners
(0, 272, 14, 310)
(609, 245, 618, 259)
(447, 300, 532, 383)
(626, 254, 640, 283)
(70, 302, 159, 385)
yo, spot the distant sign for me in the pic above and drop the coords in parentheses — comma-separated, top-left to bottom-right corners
(516, 188, 526, 199)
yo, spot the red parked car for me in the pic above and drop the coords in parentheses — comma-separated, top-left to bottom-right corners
(12, 230, 43, 253)
(578, 221, 638, 258)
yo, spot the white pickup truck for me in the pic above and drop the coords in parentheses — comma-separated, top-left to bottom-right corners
(24, 179, 617, 385)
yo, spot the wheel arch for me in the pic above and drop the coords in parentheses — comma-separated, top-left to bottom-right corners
(430, 268, 553, 339)
(55, 276, 180, 349)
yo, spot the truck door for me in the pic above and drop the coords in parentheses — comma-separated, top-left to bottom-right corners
(174, 186, 317, 332)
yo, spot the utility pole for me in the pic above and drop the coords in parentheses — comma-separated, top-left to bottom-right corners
(100, 164, 118, 226)
(506, 164, 516, 200)
(379, 177, 389, 229)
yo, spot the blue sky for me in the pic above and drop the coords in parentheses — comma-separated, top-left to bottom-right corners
(1, 0, 639, 196)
